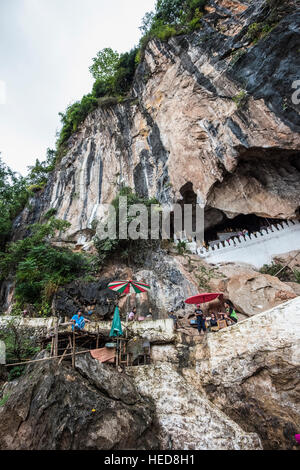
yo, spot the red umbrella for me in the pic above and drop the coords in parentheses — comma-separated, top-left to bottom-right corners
(185, 293, 223, 305)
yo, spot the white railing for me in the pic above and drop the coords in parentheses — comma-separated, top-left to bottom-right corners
(175, 220, 300, 269)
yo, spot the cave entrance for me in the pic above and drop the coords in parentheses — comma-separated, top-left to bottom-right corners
(204, 212, 288, 247)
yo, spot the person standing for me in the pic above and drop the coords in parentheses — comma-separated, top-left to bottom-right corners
(195, 304, 206, 335)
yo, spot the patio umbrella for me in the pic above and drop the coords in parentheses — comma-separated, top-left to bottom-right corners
(108, 279, 150, 295)
(185, 293, 223, 304)
(109, 306, 123, 337)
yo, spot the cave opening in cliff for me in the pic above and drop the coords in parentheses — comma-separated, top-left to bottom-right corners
(204, 212, 289, 246)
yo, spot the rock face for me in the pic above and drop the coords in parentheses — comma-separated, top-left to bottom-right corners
(49, 248, 199, 319)
(1, 1, 299, 451)
(209, 263, 297, 316)
(128, 362, 262, 450)
(13, 0, 300, 245)
(52, 278, 118, 320)
(192, 297, 300, 450)
(0, 353, 159, 450)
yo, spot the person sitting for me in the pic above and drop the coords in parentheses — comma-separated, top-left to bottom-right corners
(195, 304, 206, 335)
(210, 312, 218, 327)
(224, 302, 238, 324)
(71, 310, 91, 332)
(128, 307, 136, 322)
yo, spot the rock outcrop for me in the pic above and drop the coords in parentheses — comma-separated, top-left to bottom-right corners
(128, 362, 262, 450)
(0, 353, 159, 450)
(209, 263, 297, 316)
(1, 0, 299, 452)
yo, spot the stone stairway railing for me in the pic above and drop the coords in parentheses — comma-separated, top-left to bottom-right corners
(175, 220, 300, 269)
(0, 316, 176, 344)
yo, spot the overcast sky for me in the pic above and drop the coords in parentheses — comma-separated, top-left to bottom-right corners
(0, 0, 156, 175)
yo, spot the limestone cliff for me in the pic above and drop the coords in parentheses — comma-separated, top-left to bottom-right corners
(1, 0, 300, 452)
(14, 0, 300, 245)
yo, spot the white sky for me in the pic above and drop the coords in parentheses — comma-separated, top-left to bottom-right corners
(0, 0, 156, 175)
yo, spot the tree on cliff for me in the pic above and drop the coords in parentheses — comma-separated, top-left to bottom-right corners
(89, 48, 120, 83)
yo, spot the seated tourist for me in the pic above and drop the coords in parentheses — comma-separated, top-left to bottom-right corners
(224, 302, 238, 324)
(210, 312, 218, 327)
(128, 307, 136, 321)
(71, 310, 91, 332)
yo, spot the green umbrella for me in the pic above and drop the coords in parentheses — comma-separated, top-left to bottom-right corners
(109, 306, 123, 338)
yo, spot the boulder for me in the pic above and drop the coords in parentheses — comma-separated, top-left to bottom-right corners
(52, 279, 119, 320)
(210, 264, 297, 316)
(0, 352, 158, 450)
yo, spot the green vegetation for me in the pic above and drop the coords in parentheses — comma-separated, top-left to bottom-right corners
(230, 49, 246, 66)
(56, 1, 209, 156)
(0, 150, 59, 252)
(89, 48, 120, 82)
(94, 187, 159, 266)
(0, 217, 94, 314)
(176, 240, 187, 255)
(26, 149, 56, 188)
(245, 0, 289, 46)
(232, 90, 248, 109)
(260, 263, 300, 284)
(0, 394, 10, 406)
(194, 265, 223, 291)
(139, 0, 208, 57)
(56, 47, 138, 158)
(0, 319, 41, 380)
(246, 22, 275, 45)
(0, 155, 28, 249)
